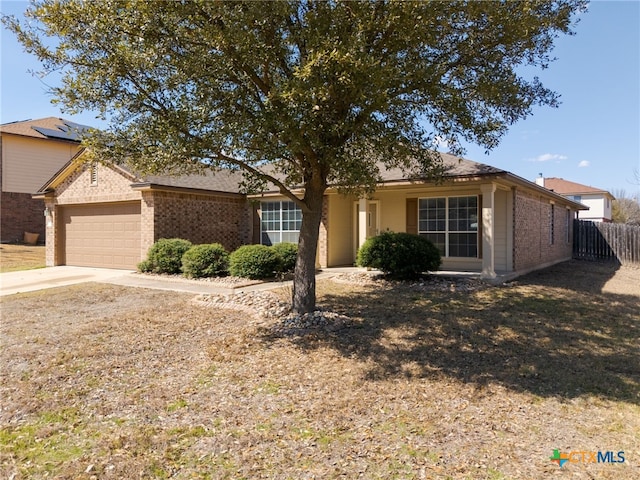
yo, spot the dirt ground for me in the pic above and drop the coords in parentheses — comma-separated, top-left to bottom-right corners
(0, 260, 638, 479)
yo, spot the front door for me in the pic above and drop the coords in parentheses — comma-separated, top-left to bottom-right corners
(354, 200, 380, 259)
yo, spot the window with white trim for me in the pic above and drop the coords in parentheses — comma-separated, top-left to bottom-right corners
(418, 196, 478, 257)
(260, 201, 302, 245)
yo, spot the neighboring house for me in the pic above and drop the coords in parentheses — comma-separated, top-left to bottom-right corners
(36, 151, 585, 281)
(0, 117, 89, 242)
(535, 176, 614, 222)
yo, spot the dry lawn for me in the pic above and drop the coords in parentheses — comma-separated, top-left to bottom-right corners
(0, 244, 46, 273)
(1, 260, 639, 479)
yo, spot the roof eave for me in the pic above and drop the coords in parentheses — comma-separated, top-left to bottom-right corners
(130, 182, 245, 198)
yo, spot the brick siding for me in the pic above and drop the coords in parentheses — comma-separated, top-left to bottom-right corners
(55, 162, 140, 205)
(513, 189, 572, 271)
(1, 192, 45, 243)
(150, 190, 251, 253)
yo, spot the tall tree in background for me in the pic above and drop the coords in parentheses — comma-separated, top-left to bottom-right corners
(612, 190, 640, 225)
(4, 0, 586, 313)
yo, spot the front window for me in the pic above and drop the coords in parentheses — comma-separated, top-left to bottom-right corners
(419, 196, 478, 257)
(261, 201, 302, 245)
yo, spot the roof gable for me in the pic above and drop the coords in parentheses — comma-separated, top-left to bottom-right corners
(37, 149, 245, 195)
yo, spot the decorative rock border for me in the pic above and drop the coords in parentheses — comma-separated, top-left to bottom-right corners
(193, 291, 354, 336)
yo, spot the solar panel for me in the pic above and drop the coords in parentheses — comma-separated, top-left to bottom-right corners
(31, 120, 91, 142)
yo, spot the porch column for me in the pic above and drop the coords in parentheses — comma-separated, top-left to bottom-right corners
(357, 198, 367, 250)
(480, 183, 497, 279)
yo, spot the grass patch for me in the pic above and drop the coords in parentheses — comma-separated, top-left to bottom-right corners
(0, 244, 46, 272)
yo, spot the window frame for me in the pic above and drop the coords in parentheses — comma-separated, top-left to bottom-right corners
(260, 200, 302, 246)
(417, 195, 479, 258)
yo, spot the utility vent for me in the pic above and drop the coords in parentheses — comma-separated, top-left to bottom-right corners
(90, 164, 98, 186)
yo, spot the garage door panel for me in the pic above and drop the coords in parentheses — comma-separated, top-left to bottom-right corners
(62, 202, 141, 269)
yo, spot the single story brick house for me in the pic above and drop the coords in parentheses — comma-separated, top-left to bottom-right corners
(36, 150, 585, 279)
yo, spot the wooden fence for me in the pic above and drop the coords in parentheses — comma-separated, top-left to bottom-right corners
(573, 220, 640, 265)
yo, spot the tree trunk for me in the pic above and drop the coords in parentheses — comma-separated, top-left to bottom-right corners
(292, 185, 325, 314)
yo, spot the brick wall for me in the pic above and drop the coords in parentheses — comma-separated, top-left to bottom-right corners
(1, 192, 45, 243)
(151, 190, 251, 252)
(513, 189, 573, 271)
(56, 163, 140, 205)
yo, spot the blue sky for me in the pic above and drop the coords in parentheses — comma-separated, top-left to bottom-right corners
(1, 0, 639, 196)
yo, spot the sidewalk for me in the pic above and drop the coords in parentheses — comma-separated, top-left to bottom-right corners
(0, 266, 357, 297)
(0, 266, 134, 296)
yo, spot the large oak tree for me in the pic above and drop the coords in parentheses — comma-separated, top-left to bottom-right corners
(4, 0, 585, 313)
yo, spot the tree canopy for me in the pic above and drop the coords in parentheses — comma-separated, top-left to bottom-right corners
(4, 0, 586, 312)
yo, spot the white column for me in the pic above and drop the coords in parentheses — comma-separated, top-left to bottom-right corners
(358, 198, 367, 250)
(480, 183, 497, 279)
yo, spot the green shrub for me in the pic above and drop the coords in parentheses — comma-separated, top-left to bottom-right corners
(271, 242, 298, 273)
(229, 244, 281, 279)
(356, 231, 441, 279)
(139, 238, 193, 275)
(137, 259, 153, 273)
(181, 243, 229, 278)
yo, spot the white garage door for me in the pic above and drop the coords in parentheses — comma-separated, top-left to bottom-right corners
(61, 202, 141, 269)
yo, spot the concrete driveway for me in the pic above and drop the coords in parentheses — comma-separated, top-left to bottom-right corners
(0, 266, 134, 296)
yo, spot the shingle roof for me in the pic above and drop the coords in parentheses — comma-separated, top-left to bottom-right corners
(0, 117, 91, 142)
(139, 169, 245, 194)
(543, 177, 612, 196)
(377, 152, 505, 182)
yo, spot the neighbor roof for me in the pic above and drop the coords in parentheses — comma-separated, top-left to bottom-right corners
(0, 117, 91, 142)
(543, 177, 614, 198)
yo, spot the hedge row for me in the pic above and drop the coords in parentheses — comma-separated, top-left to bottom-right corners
(138, 238, 298, 279)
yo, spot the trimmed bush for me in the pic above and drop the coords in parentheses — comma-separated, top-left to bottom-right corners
(182, 243, 229, 278)
(138, 238, 193, 275)
(271, 242, 298, 273)
(137, 259, 153, 273)
(356, 231, 441, 279)
(229, 244, 281, 279)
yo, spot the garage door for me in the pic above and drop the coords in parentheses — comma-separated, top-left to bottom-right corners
(61, 202, 141, 269)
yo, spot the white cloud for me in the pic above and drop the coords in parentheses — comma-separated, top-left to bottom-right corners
(529, 153, 568, 162)
(578, 160, 590, 168)
(432, 136, 450, 150)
